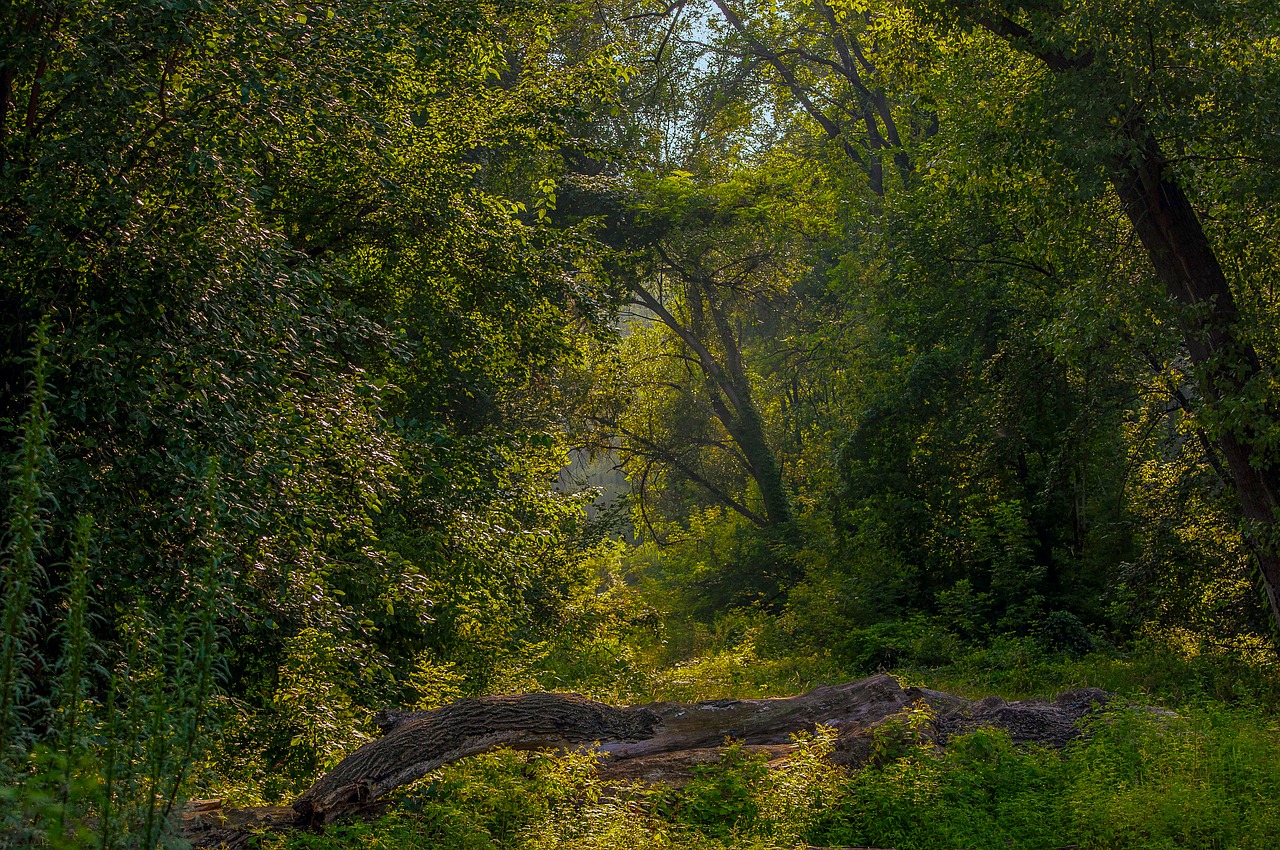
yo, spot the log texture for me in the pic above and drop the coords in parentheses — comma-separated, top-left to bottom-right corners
(292, 674, 1109, 825)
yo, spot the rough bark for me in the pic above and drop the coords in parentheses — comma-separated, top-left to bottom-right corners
(291, 674, 1109, 826)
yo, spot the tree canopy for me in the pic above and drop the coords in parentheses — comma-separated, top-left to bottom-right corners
(2, 1, 1280, 846)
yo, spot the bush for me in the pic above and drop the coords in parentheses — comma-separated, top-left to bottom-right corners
(658, 742, 769, 838)
(803, 704, 1280, 850)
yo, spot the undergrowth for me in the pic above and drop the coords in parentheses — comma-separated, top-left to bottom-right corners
(252, 591, 1280, 850)
(242, 546, 1280, 850)
(264, 703, 1280, 850)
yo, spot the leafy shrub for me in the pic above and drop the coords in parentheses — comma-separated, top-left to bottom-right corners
(1038, 610, 1096, 656)
(658, 742, 769, 838)
(803, 704, 1280, 850)
(834, 616, 962, 673)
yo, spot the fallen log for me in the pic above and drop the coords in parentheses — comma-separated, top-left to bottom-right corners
(293, 673, 1109, 825)
(183, 803, 298, 850)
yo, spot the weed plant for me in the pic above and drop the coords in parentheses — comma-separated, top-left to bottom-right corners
(0, 324, 230, 849)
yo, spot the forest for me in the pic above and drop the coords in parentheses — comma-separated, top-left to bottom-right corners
(2, 1, 1280, 848)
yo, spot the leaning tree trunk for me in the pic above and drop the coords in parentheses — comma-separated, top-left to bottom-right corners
(291, 674, 1109, 825)
(699, 280, 793, 528)
(1109, 126, 1280, 628)
(632, 281, 794, 529)
(956, 3, 1280, 635)
(726, 394, 794, 528)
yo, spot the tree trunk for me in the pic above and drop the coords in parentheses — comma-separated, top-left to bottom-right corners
(701, 285, 794, 527)
(957, 1, 1280, 635)
(291, 674, 1109, 825)
(1108, 127, 1280, 628)
(724, 390, 793, 527)
(633, 282, 793, 528)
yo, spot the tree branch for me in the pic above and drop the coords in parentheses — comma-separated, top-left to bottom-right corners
(710, 0, 867, 166)
(592, 414, 769, 527)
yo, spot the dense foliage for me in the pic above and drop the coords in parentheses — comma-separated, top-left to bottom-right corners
(2, 0, 1279, 848)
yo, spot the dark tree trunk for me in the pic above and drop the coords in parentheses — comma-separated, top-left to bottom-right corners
(633, 283, 793, 528)
(701, 285, 793, 527)
(724, 389, 793, 527)
(1108, 127, 1280, 628)
(957, 0, 1280, 635)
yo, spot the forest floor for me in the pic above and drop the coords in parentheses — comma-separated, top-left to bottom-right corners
(203, 617, 1280, 850)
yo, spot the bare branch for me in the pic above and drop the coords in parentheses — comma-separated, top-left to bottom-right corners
(710, 0, 867, 166)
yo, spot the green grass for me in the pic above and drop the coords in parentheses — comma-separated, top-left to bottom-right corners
(529, 579, 1280, 709)
(263, 701, 1280, 850)
(806, 706, 1280, 850)
(258, 605, 1280, 850)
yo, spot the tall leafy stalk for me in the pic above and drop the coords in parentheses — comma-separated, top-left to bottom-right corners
(96, 457, 228, 849)
(0, 319, 52, 758)
(50, 514, 95, 845)
(160, 459, 225, 828)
